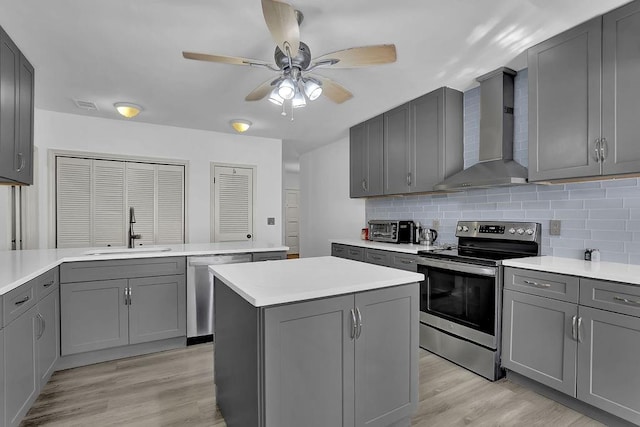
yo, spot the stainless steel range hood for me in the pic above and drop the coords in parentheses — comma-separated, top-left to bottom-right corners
(434, 67, 528, 191)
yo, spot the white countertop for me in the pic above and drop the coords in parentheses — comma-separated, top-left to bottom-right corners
(0, 242, 288, 296)
(210, 256, 425, 307)
(330, 239, 447, 254)
(503, 256, 640, 286)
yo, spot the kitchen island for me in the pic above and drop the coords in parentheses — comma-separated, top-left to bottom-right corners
(210, 256, 423, 427)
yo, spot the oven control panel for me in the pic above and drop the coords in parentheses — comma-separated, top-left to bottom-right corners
(455, 221, 541, 242)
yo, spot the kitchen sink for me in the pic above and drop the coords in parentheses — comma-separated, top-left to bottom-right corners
(83, 247, 172, 256)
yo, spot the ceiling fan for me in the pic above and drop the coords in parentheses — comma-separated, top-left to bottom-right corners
(182, 0, 397, 113)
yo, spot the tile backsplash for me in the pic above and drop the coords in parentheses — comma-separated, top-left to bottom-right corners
(366, 69, 640, 265)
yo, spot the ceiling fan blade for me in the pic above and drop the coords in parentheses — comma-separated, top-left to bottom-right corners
(182, 51, 272, 68)
(312, 44, 397, 68)
(261, 0, 300, 56)
(245, 78, 277, 101)
(309, 74, 353, 104)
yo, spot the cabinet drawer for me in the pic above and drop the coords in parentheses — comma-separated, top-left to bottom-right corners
(253, 251, 286, 262)
(345, 246, 365, 262)
(3, 278, 36, 326)
(331, 243, 347, 259)
(392, 254, 418, 272)
(60, 256, 186, 283)
(504, 267, 579, 303)
(35, 267, 59, 300)
(580, 278, 640, 318)
(365, 249, 391, 266)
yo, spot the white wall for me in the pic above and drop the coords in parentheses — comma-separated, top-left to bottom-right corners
(0, 109, 283, 249)
(300, 137, 365, 257)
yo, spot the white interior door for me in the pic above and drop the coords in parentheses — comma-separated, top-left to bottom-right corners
(285, 189, 299, 254)
(213, 165, 254, 242)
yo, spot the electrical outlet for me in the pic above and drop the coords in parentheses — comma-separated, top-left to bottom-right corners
(267, 217, 275, 225)
(550, 220, 561, 236)
(432, 219, 440, 231)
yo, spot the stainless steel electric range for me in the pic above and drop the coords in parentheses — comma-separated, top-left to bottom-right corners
(417, 220, 541, 381)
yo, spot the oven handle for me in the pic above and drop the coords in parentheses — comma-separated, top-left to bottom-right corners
(417, 258, 496, 277)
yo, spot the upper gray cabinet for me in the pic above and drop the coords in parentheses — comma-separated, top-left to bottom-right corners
(350, 87, 463, 198)
(0, 25, 34, 185)
(350, 114, 384, 197)
(528, 0, 640, 182)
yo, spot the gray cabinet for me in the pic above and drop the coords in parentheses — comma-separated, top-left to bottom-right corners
(350, 115, 384, 198)
(529, 0, 640, 182)
(252, 251, 287, 262)
(4, 304, 38, 427)
(60, 257, 186, 356)
(384, 103, 412, 195)
(333, 243, 419, 272)
(36, 287, 59, 388)
(215, 280, 419, 427)
(0, 25, 34, 185)
(503, 267, 640, 425)
(331, 243, 365, 262)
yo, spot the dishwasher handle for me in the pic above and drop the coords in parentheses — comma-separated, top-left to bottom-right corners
(188, 254, 252, 266)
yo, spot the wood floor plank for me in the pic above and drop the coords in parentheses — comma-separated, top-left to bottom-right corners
(21, 345, 602, 426)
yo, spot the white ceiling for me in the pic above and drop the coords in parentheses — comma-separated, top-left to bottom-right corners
(0, 0, 630, 157)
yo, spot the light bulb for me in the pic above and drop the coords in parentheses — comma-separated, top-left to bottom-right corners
(304, 79, 323, 101)
(292, 89, 306, 108)
(268, 88, 284, 106)
(278, 78, 296, 100)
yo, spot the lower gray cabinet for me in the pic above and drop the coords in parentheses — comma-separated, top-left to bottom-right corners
(264, 284, 418, 427)
(37, 287, 59, 388)
(252, 251, 287, 262)
(331, 243, 365, 262)
(577, 306, 640, 424)
(4, 304, 38, 427)
(502, 289, 578, 396)
(61, 275, 186, 355)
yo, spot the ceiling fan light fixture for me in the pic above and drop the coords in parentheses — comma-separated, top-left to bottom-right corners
(114, 102, 142, 118)
(292, 89, 306, 108)
(230, 119, 252, 133)
(303, 79, 322, 101)
(268, 88, 284, 105)
(278, 78, 296, 100)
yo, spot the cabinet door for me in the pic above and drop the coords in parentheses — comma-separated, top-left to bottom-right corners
(37, 288, 60, 388)
(350, 116, 384, 198)
(264, 294, 355, 427)
(354, 284, 418, 427)
(60, 279, 129, 355)
(384, 103, 411, 195)
(502, 290, 578, 396)
(602, 1, 640, 176)
(15, 53, 33, 184)
(128, 275, 186, 344)
(252, 251, 286, 262)
(577, 306, 640, 425)
(4, 305, 38, 427)
(410, 88, 463, 193)
(0, 27, 20, 182)
(350, 122, 367, 198)
(528, 17, 602, 181)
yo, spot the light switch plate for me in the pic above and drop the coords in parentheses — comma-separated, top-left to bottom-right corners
(267, 217, 275, 225)
(550, 220, 561, 236)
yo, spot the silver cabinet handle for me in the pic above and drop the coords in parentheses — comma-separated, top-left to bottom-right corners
(577, 317, 583, 343)
(370, 255, 383, 261)
(593, 138, 601, 162)
(16, 152, 25, 172)
(361, 179, 368, 192)
(613, 296, 640, 306)
(15, 295, 30, 306)
(571, 315, 577, 341)
(124, 288, 129, 305)
(43, 280, 54, 288)
(406, 172, 412, 186)
(128, 287, 132, 305)
(600, 137, 608, 161)
(37, 313, 46, 339)
(523, 280, 551, 288)
(355, 307, 363, 339)
(399, 259, 413, 264)
(350, 309, 357, 339)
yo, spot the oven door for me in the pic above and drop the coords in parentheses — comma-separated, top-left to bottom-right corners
(417, 258, 500, 349)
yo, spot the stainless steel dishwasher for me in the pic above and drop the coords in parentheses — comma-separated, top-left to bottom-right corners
(187, 253, 252, 344)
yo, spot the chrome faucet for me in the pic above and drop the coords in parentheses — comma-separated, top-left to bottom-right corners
(128, 207, 142, 248)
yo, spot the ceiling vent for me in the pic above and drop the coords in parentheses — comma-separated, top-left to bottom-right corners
(73, 99, 98, 111)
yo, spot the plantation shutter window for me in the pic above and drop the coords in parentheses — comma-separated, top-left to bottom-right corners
(93, 160, 126, 247)
(156, 164, 185, 244)
(126, 162, 156, 247)
(56, 157, 92, 248)
(213, 165, 254, 242)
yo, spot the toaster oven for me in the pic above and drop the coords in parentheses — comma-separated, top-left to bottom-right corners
(368, 220, 414, 243)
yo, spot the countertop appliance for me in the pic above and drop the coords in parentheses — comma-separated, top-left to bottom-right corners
(368, 220, 414, 243)
(417, 220, 541, 380)
(187, 253, 252, 344)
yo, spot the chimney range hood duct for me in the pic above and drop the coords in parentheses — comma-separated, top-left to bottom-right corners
(434, 67, 528, 191)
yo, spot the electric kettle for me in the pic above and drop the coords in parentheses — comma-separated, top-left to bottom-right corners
(419, 228, 438, 246)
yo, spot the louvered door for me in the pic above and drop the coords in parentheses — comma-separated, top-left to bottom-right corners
(56, 157, 92, 248)
(213, 165, 253, 242)
(126, 163, 156, 247)
(93, 160, 125, 247)
(156, 164, 184, 244)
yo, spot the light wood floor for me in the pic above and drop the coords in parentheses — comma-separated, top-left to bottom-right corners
(21, 345, 602, 427)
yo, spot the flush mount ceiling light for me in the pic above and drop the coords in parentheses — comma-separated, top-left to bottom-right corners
(230, 119, 252, 133)
(114, 102, 142, 118)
